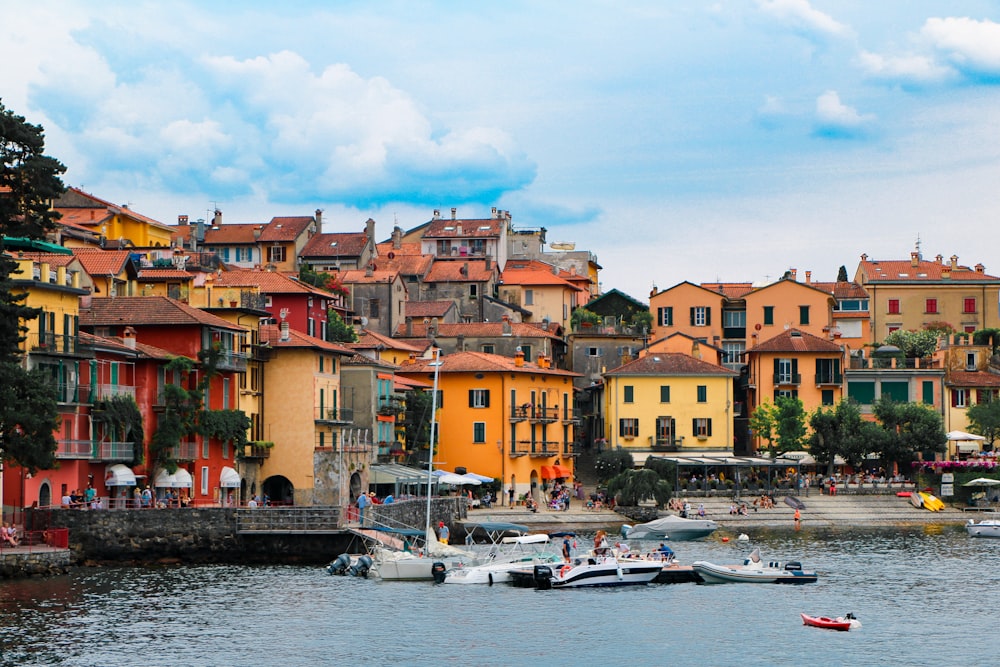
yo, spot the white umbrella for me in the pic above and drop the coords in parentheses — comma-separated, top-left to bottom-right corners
(947, 430, 985, 441)
(437, 472, 480, 486)
(963, 478, 1000, 487)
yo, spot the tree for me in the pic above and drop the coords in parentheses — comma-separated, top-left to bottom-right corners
(837, 265, 849, 282)
(92, 395, 145, 466)
(748, 400, 778, 454)
(629, 310, 653, 333)
(150, 357, 202, 474)
(880, 328, 942, 358)
(327, 309, 358, 343)
(570, 307, 600, 330)
(773, 396, 807, 454)
(872, 397, 947, 470)
(809, 399, 878, 475)
(402, 389, 434, 462)
(967, 400, 1000, 448)
(606, 468, 671, 507)
(0, 102, 66, 473)
(594, 448, 634, 483)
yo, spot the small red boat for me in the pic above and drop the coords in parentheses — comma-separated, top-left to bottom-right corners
(801, 613, 861, 631)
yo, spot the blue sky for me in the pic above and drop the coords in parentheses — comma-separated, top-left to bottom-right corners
(3, 1, 1000, 299)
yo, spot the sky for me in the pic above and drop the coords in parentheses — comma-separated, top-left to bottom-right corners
(3, 1, 1000, 301)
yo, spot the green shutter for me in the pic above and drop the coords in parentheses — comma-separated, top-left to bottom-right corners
(922, 380, 934, 404)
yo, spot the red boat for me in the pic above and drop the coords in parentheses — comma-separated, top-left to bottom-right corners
(800, 613, 861, 631)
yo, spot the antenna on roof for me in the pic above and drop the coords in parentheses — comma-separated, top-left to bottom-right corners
(915, 233, 922, 259)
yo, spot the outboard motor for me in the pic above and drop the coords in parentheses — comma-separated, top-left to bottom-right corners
(348, 554, 373, 578)
(327, 553, 352, 576)
(533, 564, 553, 590)
(620, 525, 632, 539)
(431, 561, 447, 584)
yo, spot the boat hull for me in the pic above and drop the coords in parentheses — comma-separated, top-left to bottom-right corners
(801, 613, 858, 631)
(692, 561, 818, 584)
(550, 559, 662, 588)
(966, 519, 1000, 538)
(623, 515, 719, 541)
(444, 555, 560, 585)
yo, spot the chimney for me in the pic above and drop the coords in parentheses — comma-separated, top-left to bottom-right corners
(406, 317, 413, 336)
(366, 262, 374, 277)
(935, 254, 943, 264)
(461, 262, 469, 277)
(502, 315, 512, 336)
(910, 251, 919, 267)
(789, 268, 797, 281)
(451, 207, 457, 220)
(950, 255, 959, 270)
(457, 334, 465, 352)
(456, 222, 462, 235)
(365, 218, 375, 245)
(213, 209, 222, 227)
(315, 209, 323, 231)
(805, 271, 811, 284)
(515, 349, 524, 367)
(975, 263, 985, 273)
(178, 215, 189, 226)
(485, 256, 492, 271)
(280, 320, 290, 342)
(429, 317, 439, 338)
(491, 207, 498, 218)
(392, 226, 403, 249)
(123, 326, 136, 350)
(860, 253, 868, 261)
(432, 209, 441, 220)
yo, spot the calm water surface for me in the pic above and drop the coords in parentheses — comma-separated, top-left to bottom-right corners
(2, 525, 997, 666)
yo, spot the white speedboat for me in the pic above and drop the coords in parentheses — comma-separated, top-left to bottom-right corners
(444, 534, 560, 585)
(622, 514, 718, 541)
(541, 554, 662, 589)
(966, 516, 1000, 538)
(372, 527, 481, 581)
(692, 548, 818, 584)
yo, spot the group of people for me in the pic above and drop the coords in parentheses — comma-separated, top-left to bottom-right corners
(1, 522, 18, 547)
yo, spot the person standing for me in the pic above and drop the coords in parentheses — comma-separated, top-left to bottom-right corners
(438, 521, 450, 544)
(562, 536, 572, 562)
(508, 486, 514, 507)
(794, 508, 801, 529)
(356, 491, 369, 525)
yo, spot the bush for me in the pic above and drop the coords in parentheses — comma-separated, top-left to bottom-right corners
(594, 449, 635, 483)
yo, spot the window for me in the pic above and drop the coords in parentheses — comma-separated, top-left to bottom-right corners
(691, 306, 710, 326)
(660, 385, 670, 403)
(775, 358, 797, 384)
(696, 385, 707, 402)
(587, 347, 601, 357)
(966, 352, 978, 370)
(821, 389, 834, 406)
(221, 247, 230, 262)
(763, 306, 774, 326)
(693, 418, 712, 438)
(469, 389, 490, 408)
(222, 378, 230, 410)
(267, 245, 286, 263)
(655, 416, 674, 444)
(799, 305, 810, 325)
(888, 299, 900, 314)
(473, 422, 486, 443)
(815, 358, 841, 384)
(953, 388, 968, 408)
(925, 298, 938, 314)
(524, 289, 534, 306)
(723, 310, 745, 328)
(623, 386, 634, 403)
(369, 299, 380, 319)
(835, 298, 869, 312)
(722, 342, 744, 366)
(887, 325, 901, 334)
(520, 345, 532, 362)
(774, 389, 798, 400)
(922, 381, 935, 405)
(848, 381, 875, 405)
(657, 306, 673, 326)
(481, 344, 495, 354)
(436, 240, 452, 255)
(619, 418, 639, 438)
(308, 318, 315, 337)
(469, 284, 478, 299)
(964, 297, 977, 314)
(201, 466, 209, 496)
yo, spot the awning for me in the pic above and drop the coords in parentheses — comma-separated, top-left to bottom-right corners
(540, 464, 573, 480)
(220, 466, 242, 488)
(105, 464, 137, 487)
(956, 442, 981, 453)
(370, 464, 433, 486)
(438, 472, 479, 485)
(154, 468, 193, 488)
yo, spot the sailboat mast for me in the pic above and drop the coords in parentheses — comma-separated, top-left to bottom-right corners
(425, 348, 441, 535)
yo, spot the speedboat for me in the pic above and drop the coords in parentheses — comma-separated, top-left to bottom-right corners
(966, 516, 1000, 538)
(621, 514, 718, 541)
(692, 548, 817, 584)
(539, 554, 662, 589)
(444, 533, 561, 585)
(371, 527, 481, 581)
(801, 613, 861, 631)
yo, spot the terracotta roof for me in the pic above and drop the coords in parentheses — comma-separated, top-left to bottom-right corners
(211, 269, 336, 297)
(80, 296, 246, 330)
(500, 268, 583, 290)
(55, 187, 172, 230)
(351, 329, 424, 353)
(257, 216, 314, 242)
(10, 252, 77, 267)
(342, 352, 399, 369)
(746, 328, 843, 353)
(422, 218, 503, 239)
(858, 256, 999, 282)
(404, 301, 455, 318)
(604, 352, 738, 377)
(652, 280, 728, 300)
(394, 375, 433, 390)
(79, 331, 178, 360)
(398, 350, 580, 377)
(57, 207, 113, 227)
(376, 241, 424, 256)
(810, 281, 869, 299)
(396, 321, 563, 341)
(137, 269, 193, 281)
(203, 223, 265, 245)
(947, 371, 1000, 388)
(376, 250, 433, 276)
(646, 331, 725, 352)
(700, 282, 754, 299)
(301, 232, 369, 258)
(72, 249, 136, 276)
(259, 323, 354, 353)
(338, 268, 400, 284)
(425, 259, 495, 283)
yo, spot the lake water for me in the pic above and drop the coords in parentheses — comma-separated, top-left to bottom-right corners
(1, 524, 996, 667)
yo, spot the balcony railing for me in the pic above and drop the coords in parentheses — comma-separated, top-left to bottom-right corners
(511, 440, 563, 457)
(26, 332, 86, 355)
(509, 405, 560, 422)
(243, 444, 272, 459)
(849, 357, 941, 370)
(97, 441, 134, 461)
(315, 407, 355, 424)
(773, 373, 802, 385)
(815, 373, 843, 385)
(56, 439, 93, 459)
(651, 437, 684, 452)
(94, 384, 137, 400)
(212, 348, 248, 372)
(171, 441, 199, 461)
(561, 408, 582, 424)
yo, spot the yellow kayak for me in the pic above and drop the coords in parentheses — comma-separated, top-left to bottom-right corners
(919, 492, 945, 511)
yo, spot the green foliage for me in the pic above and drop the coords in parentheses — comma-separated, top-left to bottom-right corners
(327, 309, 358, 342)
(299, 264, 349, 296)
(629, 310, 653, 333)
(967, 400, 1000, 446)
(93, 394, 145, 465)
(873, 396, 947, 468)
(748, 400, 777, 453)
(403, 389, 434, 453)
(774, 396, 807, 454)
(150, 357, 201, 474)
(606, 468, 671, 507)
(594, 448, 635, 483)
(809, 399, 882, 474)
(570, 307, 601, 329)
(972, 328, 1000, 354)
(643, 456, 676, 481)
(837, 265, 849, 282)
(0, 362, 59, 473)
(881, 328, 942, 358)
(200, 409, 251, 448)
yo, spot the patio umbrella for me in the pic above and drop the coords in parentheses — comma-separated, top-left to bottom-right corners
(962, 478, 1000, 487)
(947, 431, 986, 441)
(437, 472, 480, 486)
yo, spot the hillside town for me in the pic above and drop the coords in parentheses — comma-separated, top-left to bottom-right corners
(3, 179, 999, 523)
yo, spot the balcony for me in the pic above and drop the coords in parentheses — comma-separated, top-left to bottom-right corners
(26, 332, 87, 356)
(94, 384, 137, 400)
(377, 397, 405, 417)
(171, 441, 199, 461)
(243, 443, 272, 459)
(815, 373, 844, 385)
(511, 440, 562, 458)
(773, 373, 802, 386)
(211, 348, 248, 372)
(561, 408, 582, 424)
(97, 441, 134, 461)
(315, 406, 354, 424)
(56, 439, 93, 459)
(651, 437, 684, 452)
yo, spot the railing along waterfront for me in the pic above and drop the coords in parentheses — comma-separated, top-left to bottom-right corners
(235, 506, 343, 533)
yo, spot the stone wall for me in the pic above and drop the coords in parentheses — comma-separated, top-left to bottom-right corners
(0, 550, 72, 579)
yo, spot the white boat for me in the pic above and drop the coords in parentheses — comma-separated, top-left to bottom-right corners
(444, 534, 560, 585)
(692, 548, 818, 584)
(542, 554, 662, 589)
(966, 516, 1000, 538)
(622, 514, 718, 541)
(372, 527, 481, 581)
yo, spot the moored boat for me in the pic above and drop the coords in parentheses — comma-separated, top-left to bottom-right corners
(692, 548, 817, 584)
(621, 514, 718, 541)
(534, 554, 662, 589)
(443, 533, 560, 585)
(966, 516, 1000, 538)
(801, 613, 861, 631)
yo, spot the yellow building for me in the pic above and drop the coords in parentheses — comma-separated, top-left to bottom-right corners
(855, 252, 1000, 340)
(938, 334, 1000, 458)
(258, 323, 355, 505)
(54, 187, 175, 248)
(498, 263, 586, 330)
(603, 352, 738, 461)
(396, 350, 580, 502)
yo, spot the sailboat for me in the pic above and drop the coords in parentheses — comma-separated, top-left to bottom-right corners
(371, 349, 480, 581)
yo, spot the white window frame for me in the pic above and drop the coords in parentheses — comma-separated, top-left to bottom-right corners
(201, 466, 209, 496)
(471, 389, 489, 408)
(693, 306, 707, 326)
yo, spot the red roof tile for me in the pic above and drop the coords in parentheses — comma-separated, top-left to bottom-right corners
(212, 269, 336, 297)
(396, 321, 563, 340)
(404, 301, 456, 318)
(203, 223, 265, 245)
(80, 296, 246, 330)
(948, 371, 1000, 388)
(425, 259, 495, 283)
(351, 330, 424, 353)
(700, 282, 754, 299)
(137, 269, 193, 281)
(259, 323, 354, 353)
(257, 216, 315, 242)
(605, 352, 737, 376)
(72, 249, 136, 276)
(301, 232, 369, 259)
(337, 268, 400, 284)
(422, 218, 503, 239)
(858, 256, 999, 282)
(398, 350, 579, 377)
(746, 328, 843, 353)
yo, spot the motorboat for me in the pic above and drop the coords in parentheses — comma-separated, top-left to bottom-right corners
(538, 554, 663, 589)
(801, 613, 861, 631)
(966, 516, 1000, 538)
(371, 527, 481, 581)
(444, 534, 561, 585)
(692, 548, 817, 584)
(621, 514, 718, 541)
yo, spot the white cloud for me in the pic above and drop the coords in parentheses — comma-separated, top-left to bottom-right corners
(814, 90, 874, 136)
(756, 0, 851, 39)
(857, 50, 954, 86)
(921, 17, 1000, 77)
